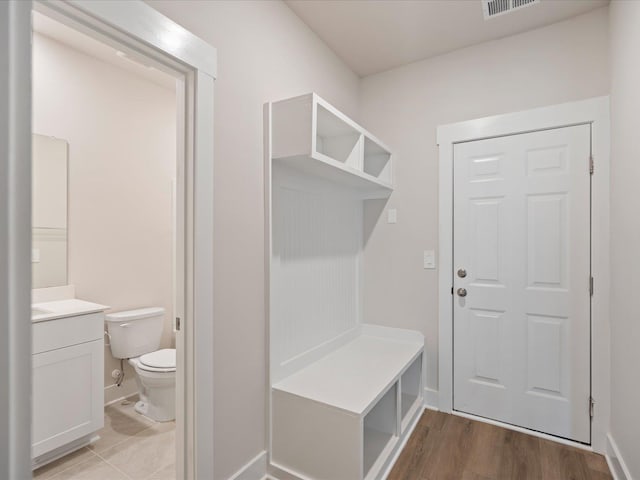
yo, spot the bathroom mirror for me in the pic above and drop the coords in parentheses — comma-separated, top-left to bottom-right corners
(32, 133, 68, 288)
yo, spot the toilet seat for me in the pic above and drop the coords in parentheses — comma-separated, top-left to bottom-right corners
(137, 348, 176, 372)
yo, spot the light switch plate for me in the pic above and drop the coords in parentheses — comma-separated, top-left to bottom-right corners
(387, 208, 397, 224)
(423, 250, 435, 269)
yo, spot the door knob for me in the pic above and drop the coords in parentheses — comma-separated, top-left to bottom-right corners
(457, 268, 467, 278)
(457, 288, 467, 297)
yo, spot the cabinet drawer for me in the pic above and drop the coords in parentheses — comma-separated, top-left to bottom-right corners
(33, 313, 104, 354)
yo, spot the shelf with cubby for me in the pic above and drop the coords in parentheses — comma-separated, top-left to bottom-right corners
(270, 93, 393, 199)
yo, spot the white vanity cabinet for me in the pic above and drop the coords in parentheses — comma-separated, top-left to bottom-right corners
(32, 311, 104, 463)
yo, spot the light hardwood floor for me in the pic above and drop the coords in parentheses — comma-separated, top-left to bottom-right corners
(34, 397, 175, 480)
(389, 410, 612, 480)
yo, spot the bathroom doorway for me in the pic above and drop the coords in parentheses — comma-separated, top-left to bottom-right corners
(31, 10, 180, 478)
(6, 1, 217, 479)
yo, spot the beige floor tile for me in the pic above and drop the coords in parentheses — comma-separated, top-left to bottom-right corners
(96, 422, 176, 479)
(145, 463, 175, 480)
(48, 456, 128, 480)
(33, 448, 97, 480)
(89, 401, 155, 453)
(108, 397, 140, 417)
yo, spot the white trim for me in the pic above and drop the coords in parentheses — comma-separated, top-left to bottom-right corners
(45, 0, 216, 78)
(6, 1, 217, 477)
(103, 379, 138, 406)
(606, 434, 632, 480)
(423, 387, 439, 411)
(229, 451, 268, 480)
(0, 2, 33, 479)
(191, 69, 216, 479)
(437, 96, 610, 453)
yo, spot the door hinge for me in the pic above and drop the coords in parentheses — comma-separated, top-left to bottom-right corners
(589, 154, 594, 175)
(589, 396, 595, 418)
(590, 276, 594, 296)
(175, 317, 181, 331)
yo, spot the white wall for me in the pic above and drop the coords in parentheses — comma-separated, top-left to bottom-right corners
(32, 33, 176, 400)
(145, 2, 360, 478)
(359, 8, 610, 400)
(608, 1, 640, 477)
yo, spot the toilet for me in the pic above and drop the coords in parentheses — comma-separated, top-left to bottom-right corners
(105, 307, 176, 422)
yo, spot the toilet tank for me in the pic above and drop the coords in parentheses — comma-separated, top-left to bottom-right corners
(105, 307, 165, 359)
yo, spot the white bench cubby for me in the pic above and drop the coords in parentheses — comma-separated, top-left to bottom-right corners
(272, 326, 423, 480)
(266, 93, 424, 480)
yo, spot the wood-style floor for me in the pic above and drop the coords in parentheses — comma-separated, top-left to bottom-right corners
(388, 410, 612, 480)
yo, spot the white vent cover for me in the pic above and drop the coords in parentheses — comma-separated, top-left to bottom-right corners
(482, 0, 540, 19)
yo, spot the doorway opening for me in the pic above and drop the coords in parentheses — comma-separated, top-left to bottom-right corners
(30, 7, 188, 480)
(1, 2, 215, 478)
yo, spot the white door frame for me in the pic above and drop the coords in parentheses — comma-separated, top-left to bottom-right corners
(437, 96, 610, 453)
(0, 1, 216, 478)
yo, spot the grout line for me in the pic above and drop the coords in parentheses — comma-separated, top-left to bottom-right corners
(90, 421, 157, 456)
(91, 452, 134, 480)
(90, 402, 158, 456)
(91, 419, 173, 480)
(142, 462, 174, 480)
(43, 449, 103, 480)
(45, 404, 169, 480)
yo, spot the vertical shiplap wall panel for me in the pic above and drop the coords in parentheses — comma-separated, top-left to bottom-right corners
(272, 166, 361, 380)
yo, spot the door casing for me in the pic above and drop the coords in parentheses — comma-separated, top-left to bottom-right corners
(437, 97, 610, 454)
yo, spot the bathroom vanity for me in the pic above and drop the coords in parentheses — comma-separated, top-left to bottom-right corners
(31, 297, 108, 468)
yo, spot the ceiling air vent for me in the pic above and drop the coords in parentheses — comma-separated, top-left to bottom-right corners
(482, 0, 540, 19)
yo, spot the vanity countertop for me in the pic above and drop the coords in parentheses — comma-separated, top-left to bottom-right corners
(32, 298, 109, 323)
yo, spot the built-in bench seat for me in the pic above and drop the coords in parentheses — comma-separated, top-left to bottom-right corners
(271, 324, 424, 480)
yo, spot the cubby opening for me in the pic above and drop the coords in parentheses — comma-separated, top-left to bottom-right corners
(401, 354, 422, 426)
(363, 136, 392, 184)
(315, 103, 362, 170)
(363, 383, 398, 478)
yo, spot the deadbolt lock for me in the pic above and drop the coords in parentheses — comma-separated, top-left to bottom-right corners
(457, 288, 467, 297)
(457, 268, 467, 278)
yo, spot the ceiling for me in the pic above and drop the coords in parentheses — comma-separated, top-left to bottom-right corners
(32, 11, 175, 89)
(285, 0, 609, 77)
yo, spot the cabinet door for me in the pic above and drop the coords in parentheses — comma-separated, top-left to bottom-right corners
(32, 339, 104, 458)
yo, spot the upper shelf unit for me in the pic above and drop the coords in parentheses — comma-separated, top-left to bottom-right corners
(270, 93, 393, 199)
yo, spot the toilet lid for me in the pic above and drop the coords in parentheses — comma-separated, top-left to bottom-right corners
(140, 349, 176, 369)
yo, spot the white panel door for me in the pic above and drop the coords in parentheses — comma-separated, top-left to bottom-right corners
(453, 124, 591, 443)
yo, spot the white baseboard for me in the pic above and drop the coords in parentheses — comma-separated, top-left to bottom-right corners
(606, 434, 632, 480)
(423, 387, 439, 410)
(229, 451, 267, 480)
(104, 377, 137, 406)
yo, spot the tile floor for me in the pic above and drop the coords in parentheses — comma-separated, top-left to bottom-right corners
(34, 397, 175, 480)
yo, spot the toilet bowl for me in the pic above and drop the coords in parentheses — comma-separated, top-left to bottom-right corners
(105, 307, 176, 422)
(129, 349, 176, 422)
